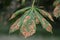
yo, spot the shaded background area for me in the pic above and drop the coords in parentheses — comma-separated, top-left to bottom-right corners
(0, 0, 60, 40)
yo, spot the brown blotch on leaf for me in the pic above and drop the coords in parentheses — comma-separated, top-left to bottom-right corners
(35, 17, 40, 24)
(25, 16, 30, 19)
(10, 18, 20, 32)
(46, 24, 52, 33)
(42, 18, 46, 27)
(23, 16, 30, 23)
(40, 10, 54, 21)
(21, 20, 36, 38)
(53, 5, 60, 17)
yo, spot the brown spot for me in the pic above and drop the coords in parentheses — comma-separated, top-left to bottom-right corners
(25, 16, 30, 19)
(53, 5, 60, 17)
(10, 18, 20, 31)
(23, 16, 30, 23)
(21, 20, 36, 38)
(35, 17, 39, 24)
(42, 18, 45, 21)
(46, 25, 52, 32)
(42, 18, 46, 26)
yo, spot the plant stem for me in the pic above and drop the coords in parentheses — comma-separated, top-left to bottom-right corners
(32, 0, 35, 8)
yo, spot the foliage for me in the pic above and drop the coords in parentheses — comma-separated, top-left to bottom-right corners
(0, 0, 59, 38)
(53, 0, 60, 18)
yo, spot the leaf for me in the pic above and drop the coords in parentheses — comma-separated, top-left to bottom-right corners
(53, 0, 60, 6)
(35, 16, 40, 24)
(20, 20, 36, 38)
(34, 13, 40, 24)
(53, 5, 60, 18)
(36, 8, 54, 21)
(9, 9, 31, 33)
(20, 10, 36, 38)
(9, 18, 20, 33)
(34, 10, 52, 33)
(9, 7, 30, 20)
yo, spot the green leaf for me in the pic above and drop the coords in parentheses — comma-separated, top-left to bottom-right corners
(9, 9, 31, 33)
(20, 10, 36, 38)
(35, 8, 54, 21)
(34, 10, 52, 33)
(9, 7, 30, 20)
(18, 9, 32, 27)
(9, 18, 20, 33)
